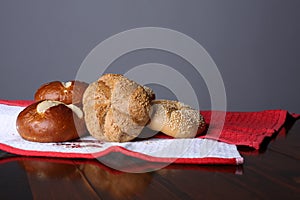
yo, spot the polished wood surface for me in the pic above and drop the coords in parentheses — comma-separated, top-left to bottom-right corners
(0, 120, 299, 200)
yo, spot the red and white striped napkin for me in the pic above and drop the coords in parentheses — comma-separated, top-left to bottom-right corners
(1, 99, 298, 165)
(0, 100, 244, 165)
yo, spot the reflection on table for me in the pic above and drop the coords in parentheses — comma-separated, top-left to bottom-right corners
(0, 119, 299, 199)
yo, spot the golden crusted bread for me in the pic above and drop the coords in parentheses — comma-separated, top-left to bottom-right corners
(83, 74, 155, 142)
(147, 100, 206, 138)
(16, 100, 86, 142)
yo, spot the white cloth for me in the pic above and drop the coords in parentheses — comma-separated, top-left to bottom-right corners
(0, 104, 243, 164)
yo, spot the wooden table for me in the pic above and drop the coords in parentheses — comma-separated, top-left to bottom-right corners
(0, 119, 299, 200)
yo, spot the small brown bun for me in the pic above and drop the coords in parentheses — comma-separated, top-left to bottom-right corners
(34, 81, 88, 105)
(147, 100, 206, 138)
(16, 100, 86, 143)
(83, 74, 155, 142)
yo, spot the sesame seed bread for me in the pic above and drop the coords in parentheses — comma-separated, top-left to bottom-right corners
(147, 100, 206, 138)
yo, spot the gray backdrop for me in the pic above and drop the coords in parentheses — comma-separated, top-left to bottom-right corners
(0, 0, 299, 112)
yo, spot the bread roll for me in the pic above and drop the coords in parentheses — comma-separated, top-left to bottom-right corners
(16, 100, 86, 142)
(83, 74, 155, 142)
(147, 100, 206, 138)
(34, 81, 88, 105)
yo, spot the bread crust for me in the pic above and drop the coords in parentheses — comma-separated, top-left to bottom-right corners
(16, 100, 86, 142)
(34, 81, 88, 105)
(147, 100, 206, 138)
(83, 74, 154, 142)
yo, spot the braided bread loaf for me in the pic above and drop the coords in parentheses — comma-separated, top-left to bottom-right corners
(147, 100, 206, 138)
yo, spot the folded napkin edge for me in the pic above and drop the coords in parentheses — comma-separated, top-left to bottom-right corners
(0, 142, 243, 165)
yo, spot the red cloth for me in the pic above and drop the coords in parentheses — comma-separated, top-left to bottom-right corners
(153, 109, 299, 149)
(198, 110, 299, 149)
(1, 99, 298, 150)
(0, 99, 243, 165)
